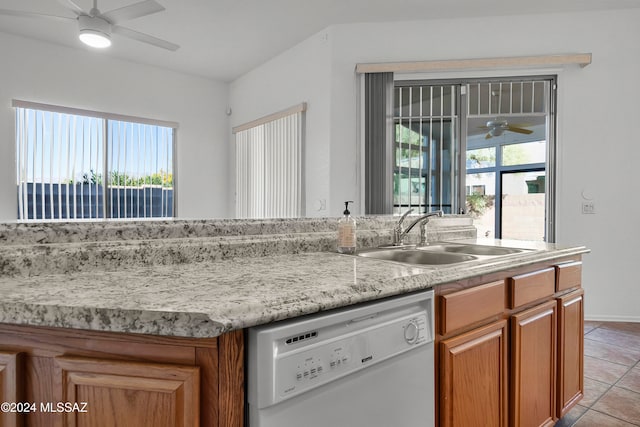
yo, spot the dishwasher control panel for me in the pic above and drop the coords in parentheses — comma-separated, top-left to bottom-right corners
(248, 289, 434, 409)
(274, 312, 430, 403)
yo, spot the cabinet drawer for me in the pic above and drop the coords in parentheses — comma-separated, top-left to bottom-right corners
(439, 281, 505, 335)
(508, 268, 555, 309)
(555, 261, 582, 292)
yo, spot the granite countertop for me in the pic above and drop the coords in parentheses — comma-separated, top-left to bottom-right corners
(0, 238, 588, 338)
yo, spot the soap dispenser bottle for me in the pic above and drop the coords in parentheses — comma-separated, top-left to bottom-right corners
(337, 201, 356, 254)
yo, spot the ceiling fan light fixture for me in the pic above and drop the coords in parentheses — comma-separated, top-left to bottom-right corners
(79, 30, 111, 48)
(78, 15, 112, 48)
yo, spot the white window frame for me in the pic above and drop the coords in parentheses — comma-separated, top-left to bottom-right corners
(14, 99, 178, 221)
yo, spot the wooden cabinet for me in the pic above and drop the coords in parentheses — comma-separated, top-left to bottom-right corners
(510, 300, 557, 427)
(436, 257, 584, 427)
(440, 320, 508, 427)
(0, 325, 243, 427)
(55, 356, 200, 427)
(556, 288, 584, 418)
(1, 350, 22, 427)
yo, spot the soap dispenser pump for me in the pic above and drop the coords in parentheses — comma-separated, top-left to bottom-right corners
(337, 201, 356, 254)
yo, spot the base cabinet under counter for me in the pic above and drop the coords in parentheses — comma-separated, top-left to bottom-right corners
(440, 320, 508, 427)
(510, 299, 557, 427)
(436, 257, 584, 427)
(0, 256, 584, 427)
(1, 350, 22, 427)
(556, 288, 585, 418)
(0, 325, 244, 427)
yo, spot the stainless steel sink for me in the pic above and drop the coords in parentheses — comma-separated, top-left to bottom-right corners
(354, 241, 531, 267)
(357, 248, 477, 265)
(418, 243, 528, 256)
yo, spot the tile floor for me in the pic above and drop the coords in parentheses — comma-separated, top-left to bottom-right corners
(556, 321, 640, 426)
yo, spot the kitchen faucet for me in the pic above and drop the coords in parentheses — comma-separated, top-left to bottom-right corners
(392, 209, 444, 246)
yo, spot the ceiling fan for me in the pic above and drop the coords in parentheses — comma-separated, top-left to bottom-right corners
(480, 119, 533, 139)
(0, 0, 179, 51)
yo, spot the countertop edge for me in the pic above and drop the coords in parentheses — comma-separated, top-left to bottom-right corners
(0, 244, 587, 339)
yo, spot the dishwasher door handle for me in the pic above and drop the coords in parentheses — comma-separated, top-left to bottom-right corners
(346, 313, 378, 325)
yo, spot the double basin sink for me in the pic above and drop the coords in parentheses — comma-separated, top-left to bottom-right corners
(356, 242, 531, 267)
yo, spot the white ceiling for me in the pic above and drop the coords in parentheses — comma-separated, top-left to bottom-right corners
(1, 0, 639, 82)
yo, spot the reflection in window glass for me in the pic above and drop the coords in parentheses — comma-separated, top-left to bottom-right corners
(466, 148, 496, 169)
(502, 141, 546, 166)
(501, 171, 546, 241)
(466, 172, 495, 238)
(394, 123, 426, 211)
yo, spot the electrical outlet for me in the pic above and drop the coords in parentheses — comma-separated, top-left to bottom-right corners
(582, 201, 595, 214)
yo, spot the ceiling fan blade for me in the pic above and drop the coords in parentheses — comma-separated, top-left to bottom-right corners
(112, 25, 179, 51)
(102, 0, 164, 25)
(0, 8, 75, 22)
(57, 0, 86, 16)
(506, 126, 533, 135)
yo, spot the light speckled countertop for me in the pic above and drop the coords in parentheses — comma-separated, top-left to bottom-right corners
(0, 235, 588, 338)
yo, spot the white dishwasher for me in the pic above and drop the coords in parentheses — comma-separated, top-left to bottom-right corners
(247, 290, 434, 427)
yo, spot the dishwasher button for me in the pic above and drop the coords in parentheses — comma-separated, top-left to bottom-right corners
(296, 372, 303, 381)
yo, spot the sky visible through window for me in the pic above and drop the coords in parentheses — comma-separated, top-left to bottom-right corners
(17, 108, 173, 186)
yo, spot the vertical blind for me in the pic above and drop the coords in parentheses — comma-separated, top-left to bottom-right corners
(14, 100, 176, 221)
(364, 72, 394, 215)
(234, 104, 305, 219)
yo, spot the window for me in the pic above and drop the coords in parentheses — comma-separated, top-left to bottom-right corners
(393, 84, 460, 214)
(364, 75, 556, 241)
(233, 103, 305, 219)
(465, 79, 554, 241)
(14, 100, 176, 221)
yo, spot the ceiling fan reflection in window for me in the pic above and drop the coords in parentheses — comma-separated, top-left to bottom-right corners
(480, 119, 533, 139)
(0, 0, 179, 51)
(479, 89, 534, 139)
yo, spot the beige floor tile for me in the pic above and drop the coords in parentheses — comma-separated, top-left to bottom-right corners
(592, 387, 640, 425)
(584, 355, 631, 385)
(556, 404, 588, 427)
(574, 410, 638, 427)
(582, 377, 611, 407)
(600, 322, 640, 335)
(584, 321, 602, 335)
(586, 328, 640, 352)
(584, 338, 640, 366)
(618, 367, 640, 395)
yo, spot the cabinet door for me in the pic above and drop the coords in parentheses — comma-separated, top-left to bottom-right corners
(511, 300, 557, 427)
(54, 356, 200, 427)
(557, 289, 584, 418)
(440, 320, 508, 427)
(0, 351, 22, 427)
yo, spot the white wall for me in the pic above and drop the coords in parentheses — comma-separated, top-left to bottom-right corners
(230, 9, 640, 321)
(229, 30, 333, 217)
(0, 32, 230, 220)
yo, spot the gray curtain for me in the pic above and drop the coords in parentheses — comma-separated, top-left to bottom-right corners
(364, 72, 394, 214)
